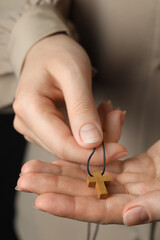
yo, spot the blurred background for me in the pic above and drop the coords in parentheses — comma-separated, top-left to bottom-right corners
(0, 0, 158, 240)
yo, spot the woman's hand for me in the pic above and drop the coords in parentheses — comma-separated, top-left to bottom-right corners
(13, 34, 126, 163)
(16, 140, 160, 225)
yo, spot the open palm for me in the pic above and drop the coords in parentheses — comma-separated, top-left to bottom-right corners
(17, 140, 160, 225)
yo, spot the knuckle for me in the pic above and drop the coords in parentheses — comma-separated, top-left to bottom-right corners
(13, 96, 28, 116)
(13, 94, 36, 117)
(21, 159, 41, 174)
(18, 172, 35, 190)
(13, 99, 22, 114)
(72, 101, 92, 118)
(58, 135, 72, 160)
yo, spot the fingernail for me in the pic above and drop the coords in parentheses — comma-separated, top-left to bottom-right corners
(80, 123, 101, 143)
(123, 207, 149, 226)
(110, 151, 128, 161)
(121, 111, 126, 125)
(15, 186, 21, 191)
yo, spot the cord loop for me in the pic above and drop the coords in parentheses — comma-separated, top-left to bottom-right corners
(87, 141, 106, 177)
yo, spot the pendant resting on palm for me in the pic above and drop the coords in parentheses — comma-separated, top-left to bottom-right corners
(87, 141, 110, 199)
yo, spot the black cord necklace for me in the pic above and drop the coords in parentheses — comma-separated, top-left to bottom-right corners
(87, 140, 106, 177)
(87, 223, 99, 240)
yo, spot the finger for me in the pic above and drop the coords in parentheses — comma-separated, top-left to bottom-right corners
(35, 193, 135, 224)
(55, 159, 123, 174)
(98, 102, 126, 143)
(125, 178, 160, 195)
(52, 160, 109, 174)
(123, 190, 160, 226)
(13, 116, 51, 153)
(62, 141, 127, 165)
(52, 160, 126, 192)
(14, 93, 127, 164)
(97, 100, 113, 125)
(103, 110, 125, 142)
(17, 167, 127, 196)
(14, 92, 76, 158)
(21, 159, 87, 181)
(17, 172, 96, 197)
(59, 68, 103, 149)
(117, 172, 152, 185)
(27, 100, 127, 164)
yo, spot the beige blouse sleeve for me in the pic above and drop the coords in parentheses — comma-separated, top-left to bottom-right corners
(0, 0, 76, 111)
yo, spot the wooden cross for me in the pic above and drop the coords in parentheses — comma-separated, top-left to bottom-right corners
(87, 170, 110, 199)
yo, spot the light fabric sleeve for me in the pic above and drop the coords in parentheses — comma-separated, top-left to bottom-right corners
(0, 0, 76, 111)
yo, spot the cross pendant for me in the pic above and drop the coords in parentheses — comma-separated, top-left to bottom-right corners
(87, 170, 110, 199)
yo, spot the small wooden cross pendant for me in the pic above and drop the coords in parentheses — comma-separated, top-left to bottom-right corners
(87, 171, 110, 199)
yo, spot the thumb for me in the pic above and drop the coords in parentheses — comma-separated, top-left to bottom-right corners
(122, 191, 160, 226)
(61, 75, 103, 148)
